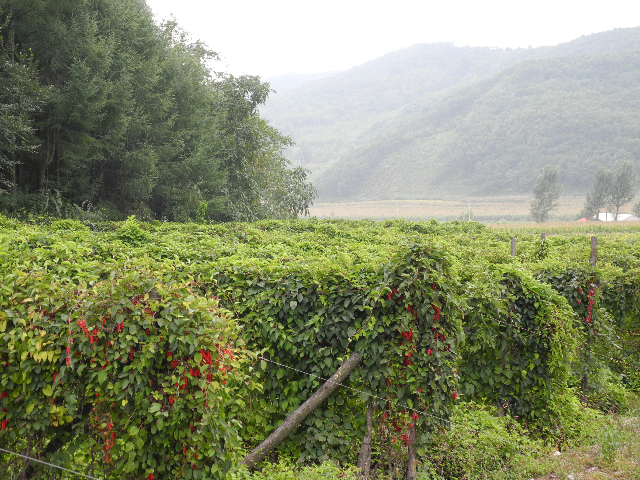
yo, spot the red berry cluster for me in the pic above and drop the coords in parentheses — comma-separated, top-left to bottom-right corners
(102, 421, 115, 462)
(381, 408, 418, 448)
(585, 286, 596, 334)
(399, 329, 413, 341)
(200, 349, 213, 365)
(432, 304, 441, 323)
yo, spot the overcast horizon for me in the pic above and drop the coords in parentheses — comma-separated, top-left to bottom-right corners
(145, 0, 640, 79)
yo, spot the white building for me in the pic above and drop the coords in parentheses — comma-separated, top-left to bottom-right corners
(596, 213, 640, 221)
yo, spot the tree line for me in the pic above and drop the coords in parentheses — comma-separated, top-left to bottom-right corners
(530, 162, 638, 222)
(0, 0, 315, 221)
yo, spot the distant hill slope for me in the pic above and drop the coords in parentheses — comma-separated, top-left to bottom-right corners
(265, 71, 342, 93)
(315, 50, 640, 200)
(261, 43, 536, 174)
(261, 27, 640, 201)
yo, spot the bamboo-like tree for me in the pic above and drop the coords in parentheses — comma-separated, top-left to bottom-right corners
(580, 166, 612, 219)
(0, 10, 46, 196)
(0, 0, 315, 221)
(606, 161, 636, 219)
(580, 162, 636, 220)
(530, 164, 561, 223)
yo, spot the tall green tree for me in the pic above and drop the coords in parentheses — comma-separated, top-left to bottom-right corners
(530, 164, 561, 223)
(606, 161, 636, 219)
(0, 0, 315, 220)
(580, 162, 636, 220)
(0, 9, 45, 197)
(580, 166, 612, 219)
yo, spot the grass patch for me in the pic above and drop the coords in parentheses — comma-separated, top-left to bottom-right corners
(523, 396, 640, 480)
(235, 397, 640, 479)
(307, 196, 639, 223)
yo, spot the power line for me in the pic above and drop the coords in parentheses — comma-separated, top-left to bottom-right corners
(0, 447, 101, 480)
(257, 355, 617, 480)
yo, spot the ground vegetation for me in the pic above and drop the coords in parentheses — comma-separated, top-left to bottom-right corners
(1, 216, 639, 478)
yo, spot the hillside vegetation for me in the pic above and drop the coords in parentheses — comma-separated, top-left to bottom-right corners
(261, 27, 640, 202)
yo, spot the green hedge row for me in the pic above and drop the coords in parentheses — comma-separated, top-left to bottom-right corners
(1, 216, 639, 478)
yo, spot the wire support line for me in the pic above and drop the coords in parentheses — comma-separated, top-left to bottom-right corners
(0, 447, 101, 480)
(256, 355, 618, 480)
(257, 355, 452, 427)
(489, 314, 638, 371)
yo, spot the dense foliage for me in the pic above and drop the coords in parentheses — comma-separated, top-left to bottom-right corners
(0, 0, 315, 221)
(1, 217, 639, 478)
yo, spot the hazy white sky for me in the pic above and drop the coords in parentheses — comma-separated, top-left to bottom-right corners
(145, 0, 640, 79)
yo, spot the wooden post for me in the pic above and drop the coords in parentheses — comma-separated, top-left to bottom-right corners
(241, 352, 363, 468)
(541, 232, 546, 243)
(582, 236, 598, 402)
(406, 423, 417, 480)
(510, 237, 516, 256)
(357, 402, 374, 478)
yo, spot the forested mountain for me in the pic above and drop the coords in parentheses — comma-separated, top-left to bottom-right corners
(261, 27, 640, 202)
(0, 0, 315, 221)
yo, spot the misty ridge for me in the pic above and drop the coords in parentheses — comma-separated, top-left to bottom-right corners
(260, 27, 640, 203)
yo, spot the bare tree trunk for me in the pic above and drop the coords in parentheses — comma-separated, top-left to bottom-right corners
(406, 423, 417, 480)
(10, 151, 17, 202)
(241, 352, 363, 468)
(8, 18, 17, 205)
(39, 128, 57, 192)
(357, 401, 374, 478)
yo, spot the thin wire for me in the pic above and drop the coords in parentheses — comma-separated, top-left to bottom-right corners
(257, 355, 452, 426)
(257, 355, 618, 480)
(490, 312, 638, 371)
(0, 447, 101, 480)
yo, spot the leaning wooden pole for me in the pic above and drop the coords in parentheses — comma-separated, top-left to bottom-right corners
(241, 352, 363, 468)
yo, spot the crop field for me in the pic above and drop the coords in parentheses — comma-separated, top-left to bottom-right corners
(307, 196, 637, 222)
(1, 216, 639, 480)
